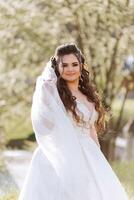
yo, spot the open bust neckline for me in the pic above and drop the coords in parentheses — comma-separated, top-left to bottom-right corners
(75, 98, 94, 114)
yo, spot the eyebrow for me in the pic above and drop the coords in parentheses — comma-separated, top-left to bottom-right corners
(62, 62, 79, 64)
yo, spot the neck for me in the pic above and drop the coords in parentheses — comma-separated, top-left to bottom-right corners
(67, 80, 79, 92)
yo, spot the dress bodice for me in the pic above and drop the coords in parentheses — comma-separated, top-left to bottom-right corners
(67, 99, 99, 136)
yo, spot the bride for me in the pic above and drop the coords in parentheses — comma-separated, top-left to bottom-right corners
(19, 43, 129, 200)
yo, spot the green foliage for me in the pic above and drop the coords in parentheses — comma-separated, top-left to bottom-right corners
(0, 0, 134, 149)
(112, 99, 134, 121)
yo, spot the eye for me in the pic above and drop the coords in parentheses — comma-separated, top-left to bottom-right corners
(73, 64, 78, 67)
(62, 64, 68, 67)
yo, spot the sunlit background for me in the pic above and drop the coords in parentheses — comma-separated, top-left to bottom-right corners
(0, 0, 134, 199)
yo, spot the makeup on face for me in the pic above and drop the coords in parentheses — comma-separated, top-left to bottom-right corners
(58, 54, 81, 81)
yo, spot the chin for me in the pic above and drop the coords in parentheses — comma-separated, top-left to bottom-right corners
(63, 76, 79, 81)
(65, 78, 77, 82)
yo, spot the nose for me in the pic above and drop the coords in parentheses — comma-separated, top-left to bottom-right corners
(67, 65, 74, 72)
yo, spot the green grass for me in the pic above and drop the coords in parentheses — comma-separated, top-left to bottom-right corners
(0, 161, 133, 199)
(0, 191, 19, 200)
(111, 161, 134, 200)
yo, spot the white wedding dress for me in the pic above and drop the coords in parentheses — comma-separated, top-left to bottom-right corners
(19, 62, 129, 200)
(19, 99, 129, 200)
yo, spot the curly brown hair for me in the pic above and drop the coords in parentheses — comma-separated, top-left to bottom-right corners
(50, 43, 106, 135)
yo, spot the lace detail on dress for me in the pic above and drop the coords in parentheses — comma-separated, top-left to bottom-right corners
(67, 100, 99, 136)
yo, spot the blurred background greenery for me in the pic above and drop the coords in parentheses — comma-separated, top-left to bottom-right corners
(0, 0, 134, 199)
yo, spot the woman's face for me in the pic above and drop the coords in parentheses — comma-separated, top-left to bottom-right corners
(58, 54, 81, 82)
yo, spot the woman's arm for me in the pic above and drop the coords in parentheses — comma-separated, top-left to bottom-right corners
(90, 123, 100, 148)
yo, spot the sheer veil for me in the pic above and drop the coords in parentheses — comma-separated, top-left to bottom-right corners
(31, 60, 101, 199)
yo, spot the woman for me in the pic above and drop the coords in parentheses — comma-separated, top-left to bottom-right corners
(19, 43, 129, 200)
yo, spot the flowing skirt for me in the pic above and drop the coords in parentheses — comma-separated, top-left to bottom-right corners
(19, 134, 129, 200)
